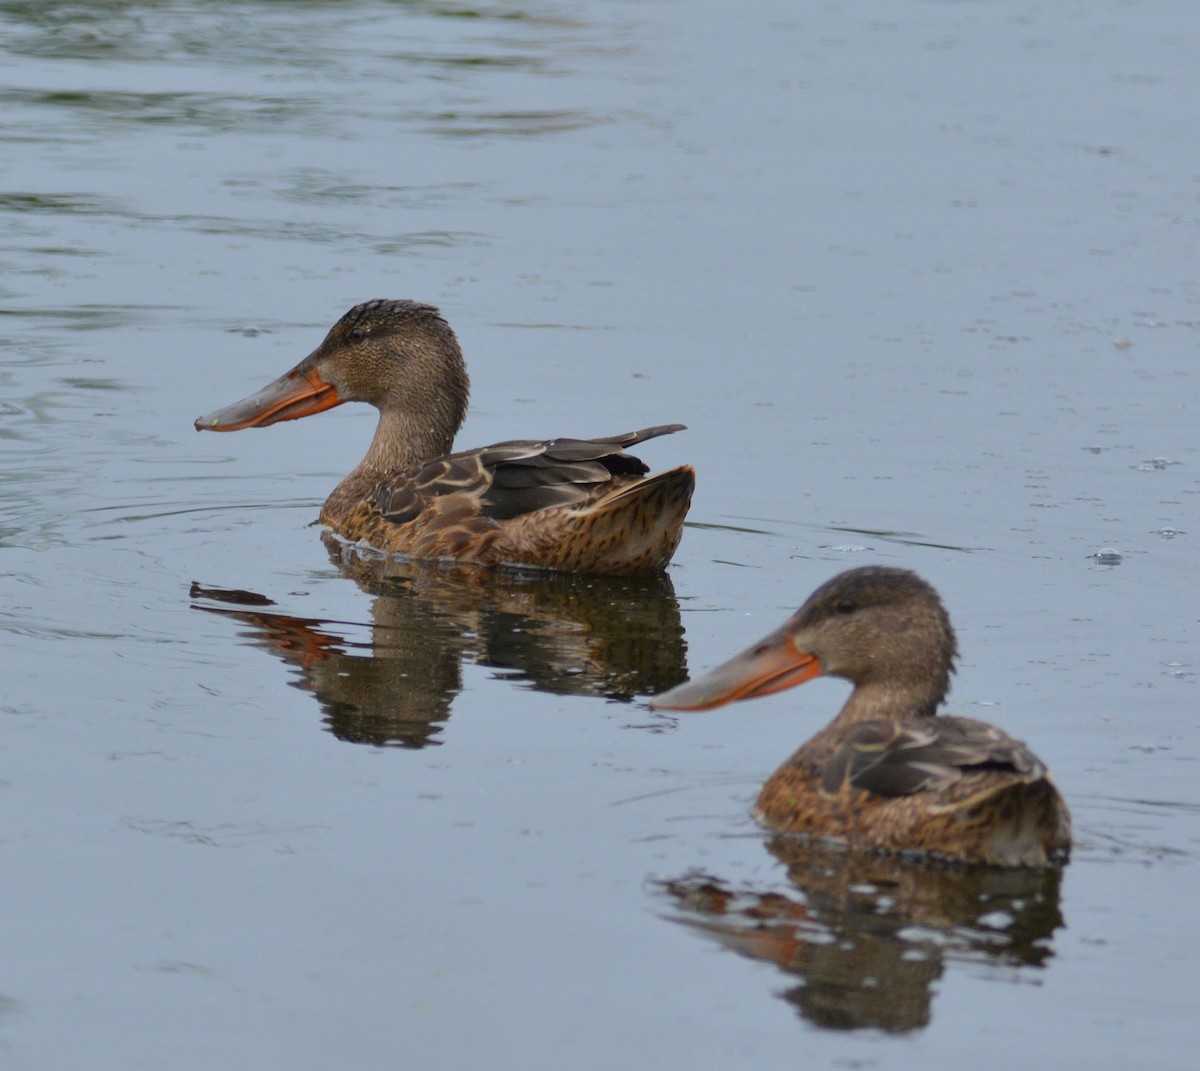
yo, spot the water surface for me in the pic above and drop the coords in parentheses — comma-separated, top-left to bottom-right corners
(2, 1, 1198, 1068)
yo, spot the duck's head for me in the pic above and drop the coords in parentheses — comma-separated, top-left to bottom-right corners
(651, 566, 958, 713)
(195, 299, 469, 437)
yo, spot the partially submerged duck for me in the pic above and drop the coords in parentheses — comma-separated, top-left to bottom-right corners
(195, 300, 694, 576)
(652, 566, 1071, 867)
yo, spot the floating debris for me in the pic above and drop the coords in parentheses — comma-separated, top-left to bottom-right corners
(189, 581, 275, 606)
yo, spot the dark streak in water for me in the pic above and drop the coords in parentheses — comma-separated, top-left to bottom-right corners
(685, 520, 777, 535)
(1078, 793, 1200, 817)
(825, 526, 978, 552)
(723, 515, 978, 552)
(424, 109, 611, 137)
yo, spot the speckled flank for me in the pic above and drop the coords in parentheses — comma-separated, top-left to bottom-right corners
(320, 464, 694, 576)
(755, 763, 1071, 868)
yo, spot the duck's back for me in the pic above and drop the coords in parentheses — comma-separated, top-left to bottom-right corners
(323, 425, 694, 576)
(757, 714, 1072, 867)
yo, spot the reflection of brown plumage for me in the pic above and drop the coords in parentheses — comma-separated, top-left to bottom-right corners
(191, 541, 687, 747)
(195, 299, 693, 575)
(325, 535, 688, 700)
(653, 567, 1071, 866)
(192, 584, 461, 748)
(661, 837, 1064, 1033)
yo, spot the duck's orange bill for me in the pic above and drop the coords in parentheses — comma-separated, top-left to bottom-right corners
(650, 625, 822, 711)
(194, 359, 341, 432)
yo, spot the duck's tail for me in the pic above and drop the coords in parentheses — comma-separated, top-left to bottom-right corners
(496, 465, 695, 576)
(584, 465, 696, 574)
(972, 777, 1072, 868)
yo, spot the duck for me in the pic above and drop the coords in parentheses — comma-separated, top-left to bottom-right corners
(195, 299, 694, 576)
(651, 566, 1071, 867)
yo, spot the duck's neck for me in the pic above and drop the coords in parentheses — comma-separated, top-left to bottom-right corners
(320, 407, 458, 526)
(832, 676, 946, 726)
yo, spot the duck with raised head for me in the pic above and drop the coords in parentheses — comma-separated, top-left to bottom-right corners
(195, 300, 694, 576)
(651, 566, 1071, 867)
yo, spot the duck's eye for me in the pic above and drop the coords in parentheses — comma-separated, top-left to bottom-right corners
(834, 598, 857, 615)
(349, 326, 366, 341)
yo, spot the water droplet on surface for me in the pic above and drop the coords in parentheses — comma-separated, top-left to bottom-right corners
(1091, 547, 1123, 565)
(1154, 527, 1183, 539)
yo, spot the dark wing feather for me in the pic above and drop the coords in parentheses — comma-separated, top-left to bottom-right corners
(479, 426, 682, 521)
(820, 715, 1048, 797)
(368, 425, 686, 527)
(488, 454, 614, 490)
(576, 424, 686, 449)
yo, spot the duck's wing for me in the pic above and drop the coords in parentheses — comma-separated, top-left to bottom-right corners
(819, 716, 1049, 797)
(370, 424, 686, 525)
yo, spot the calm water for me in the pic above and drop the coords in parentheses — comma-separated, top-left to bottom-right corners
(2, 1, 1198, 1067)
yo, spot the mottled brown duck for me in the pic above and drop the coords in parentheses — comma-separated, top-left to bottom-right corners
(651, 566, 1071, 867)
(195, 300, 694, 576)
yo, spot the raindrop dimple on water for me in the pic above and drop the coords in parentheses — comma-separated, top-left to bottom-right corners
(1091, 547, 1122, 565)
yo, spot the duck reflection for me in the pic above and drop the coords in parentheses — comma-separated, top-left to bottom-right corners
(660, 836, 1064, 1033)
(191, 534, 687, 747)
